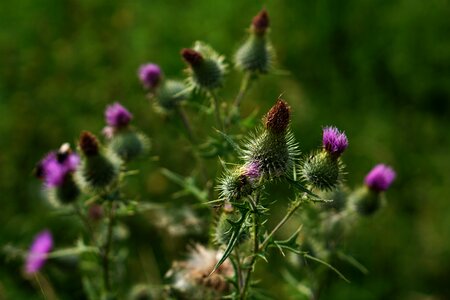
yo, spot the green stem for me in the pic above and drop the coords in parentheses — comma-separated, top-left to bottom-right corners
(209, 90, 224, 131)
(233, 72, 253, 109)
(240, 193, 260, 300)
(259, 196, 305, 251)
(175, 105, 196, 143)
(102, 201, 114, 294)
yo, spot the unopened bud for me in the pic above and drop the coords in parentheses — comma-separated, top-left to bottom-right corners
(79, 131, 100, 156)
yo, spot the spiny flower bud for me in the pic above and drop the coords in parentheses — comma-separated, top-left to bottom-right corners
(265, 99, 290, 134)
(235, 9, 275, 73)
(322, 126, 348, 158)
(350, 186, 382, 216)
(181, 48, 204, 66)
(364, 164, 396, 192)
(105, 102, 133, 129)
(301, 150, 343, 191)
(108, 130, 150, 162)
(76, 131, 121, 193)
(217, 168, 257, 202)
(79, 131, 100, 156)
(138, 63, 162, 90)
(242, 99, 299, 180)
(153, 80, 189, 114)
(181, 41, 227, 91)
(213, 207, 248, 246)
(252, 9, 269, 35)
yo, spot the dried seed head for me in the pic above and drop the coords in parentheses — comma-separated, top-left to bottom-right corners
(79, 131, 100, 156)
(252, 9, 270, 35)
(264, 99, 291, 134)
(181, 48, 204, 66)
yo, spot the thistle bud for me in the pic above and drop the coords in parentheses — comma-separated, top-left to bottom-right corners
(153, 80, 189, 114)
(79, 131, 100, 156)
(264, 99, 290, 134)
(212, 206, 248, 246)
(217, 168, 256, 202)
(108, 130, 150, 162)
(301, 150, 342, 191)
(138, 63, 162, 90)
(350, 186, 382, 216)
(76, 131, 121, 193)
(235, 9, 275, 73)
(242, 99, 299, 180)
(301, 127, 348, 191)
(181, 41, 227, 91)
(252, 9, 269, 35)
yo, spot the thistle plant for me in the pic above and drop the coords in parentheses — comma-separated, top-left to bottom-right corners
(11, 7, 399, 300)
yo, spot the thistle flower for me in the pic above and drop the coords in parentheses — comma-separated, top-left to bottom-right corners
(235, 9, 275, 73)
(25, 230, 53, 274)
(138, 63, 162, 90)
(217, 167, 257, 202)
(36, 144, 80, 188)
(105, 102, 133, 128)
(181, 41, 227, 91)
(364, 164, 396, 192)
(350, 164, 395, 215)
(242, 99, 300, 180)
(167, 244, 234, 299)
(322, 126, 348, 158)
(76, 131, 121, 193)
(301, 127, 348, 191)
(35, 144, 80, 205)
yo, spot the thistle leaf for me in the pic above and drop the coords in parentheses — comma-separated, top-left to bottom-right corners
(160, 168, 208, 202)
(303, 253, 350, 283)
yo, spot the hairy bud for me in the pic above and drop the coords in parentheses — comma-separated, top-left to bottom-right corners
(252, 9, 270, 35)
(301, 150, 343, 191)
(182, 41, 227, 91)
(350, 187, 383, 216)
(79, 131, 100, 156)
(265, 99, 290, 134)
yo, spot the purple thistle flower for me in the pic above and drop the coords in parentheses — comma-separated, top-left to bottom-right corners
(365, 164, 396, 192)
(322, 126, 348, 157)
(25, 230, 53, 274)
(243, 162, 261, 180)
(138, 63, 162, 89)
(37, 146, 80, 187)
(105, 102, 133, 128)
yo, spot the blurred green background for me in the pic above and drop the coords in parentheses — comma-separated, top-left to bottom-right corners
(1, 0, 449, 299)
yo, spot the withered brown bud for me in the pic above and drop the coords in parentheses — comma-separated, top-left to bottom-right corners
(181, 48, 204, 66)
(264, 99, 291, 134)
(79, 131, 100, 156)
(88, 204, 104, 221)
(252, 9, 270, 35)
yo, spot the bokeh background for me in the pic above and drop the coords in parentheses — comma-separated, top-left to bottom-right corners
(1, 0, 449, 299)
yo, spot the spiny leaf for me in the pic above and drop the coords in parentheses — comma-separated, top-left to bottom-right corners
(303, 253, 350, 283)
(215, 129, 242, 154)
(160, 168, 208, 202)
(337, 251, 369, 275)
(210, 209, 250, 275)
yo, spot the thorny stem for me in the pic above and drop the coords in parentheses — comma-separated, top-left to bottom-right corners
(175, 105, 210, 185)
(102, 201, 115, 295)
(233, 72, 253, 110)
(240, 192, 260, 300)
(175, 105, 196, 144)
(259, 195, 306, 251)
(74, 203, 97, 245)
(209, 90, 224, 131)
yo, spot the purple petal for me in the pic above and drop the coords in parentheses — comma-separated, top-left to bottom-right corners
(322, 126, 348, 157)
(25, 230, 53, 274)
(364, 164, 396, 192)
(105, 102, 133, 127)
(138, 63, 162, 89)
